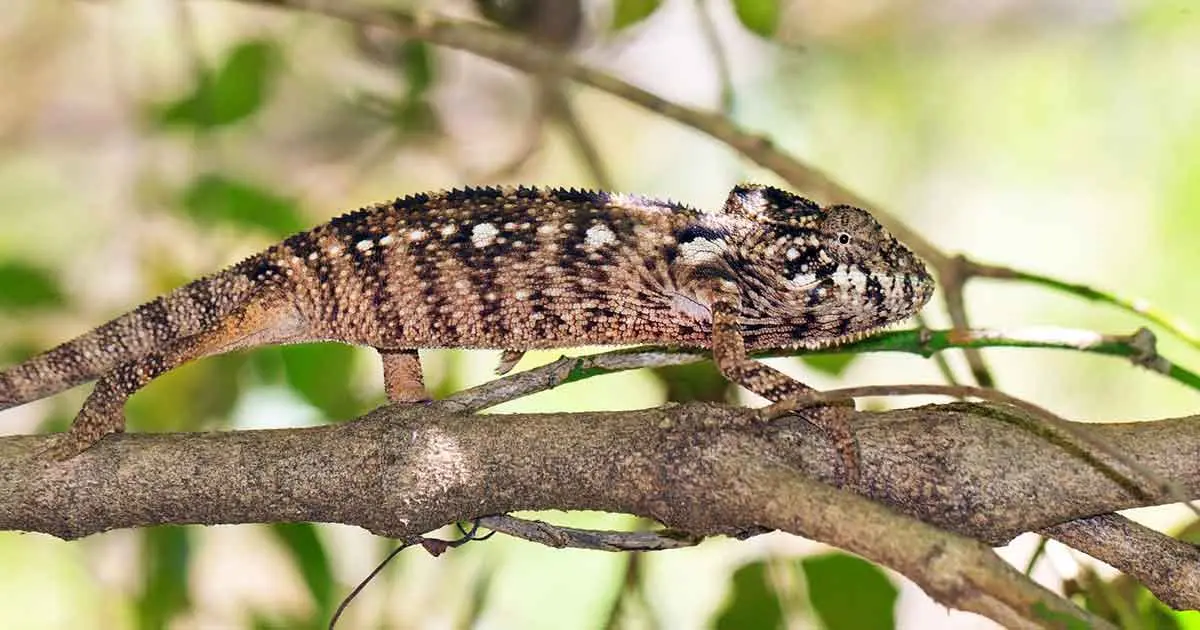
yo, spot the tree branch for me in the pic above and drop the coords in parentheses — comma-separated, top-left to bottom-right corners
(3, 402, 1196, 622)
(1041, 513, 1200, 610)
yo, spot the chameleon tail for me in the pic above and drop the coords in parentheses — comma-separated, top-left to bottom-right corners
(0, 255, 268, 410)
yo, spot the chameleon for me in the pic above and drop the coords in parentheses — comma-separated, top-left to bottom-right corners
(0, 184, 934, 474)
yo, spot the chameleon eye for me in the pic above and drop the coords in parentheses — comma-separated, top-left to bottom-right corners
(822, 205, 879, 263)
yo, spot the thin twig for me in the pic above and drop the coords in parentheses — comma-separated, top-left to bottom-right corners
(440, 326, 1200, 414)
(694, 0, 735, 114)
(915, 314, 962, 388)
(329, 540, 415, 629)
(543, 82, 615, 189)
(475, 514, 704, 551)
(964, 258, 1200, 352)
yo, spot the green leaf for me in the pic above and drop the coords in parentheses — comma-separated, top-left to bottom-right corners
(801, 353, 858, 377)
(733, 0, 780, 37)
(612, 0, 663, 30)
(803, 553, 897, 630)
(1031, 602, 1095, 630)
(714, 561, 786, 630)
(653, 361, 732, 402)
(1176, 610, 1200, 629)
(136, 527, 193, 630)
(0, 261, 66, 311)
(180, 173, 306, 237)
(270, 523, 335, 619)
(280, 343, 363, 419)
(156, 39, 281, 130)
(126, 352, 248, 432)
(400, 40, 434, 97)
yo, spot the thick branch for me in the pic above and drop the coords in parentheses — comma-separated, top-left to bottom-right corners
(3, 401, 1155, 627)
(2, 403, 1195, 542)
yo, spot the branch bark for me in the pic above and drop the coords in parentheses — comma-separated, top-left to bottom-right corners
(3, 402, 1196, 624)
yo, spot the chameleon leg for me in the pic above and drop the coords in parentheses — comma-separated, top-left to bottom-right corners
(44, 296, 307, 460)
(494, 349, 526, 376)
(702, 282, 861, 485)
(379, 349, 430, 403)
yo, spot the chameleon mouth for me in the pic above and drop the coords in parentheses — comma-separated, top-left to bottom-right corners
(796, 324, 890, 351)
(792, 269, 933, 351)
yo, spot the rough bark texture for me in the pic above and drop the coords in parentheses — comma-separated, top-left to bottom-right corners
(1, 402, 1194, 541)
(4, 401, 1196, 626)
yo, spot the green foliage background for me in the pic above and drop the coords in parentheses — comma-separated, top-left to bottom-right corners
(0, 0, 1198, 628)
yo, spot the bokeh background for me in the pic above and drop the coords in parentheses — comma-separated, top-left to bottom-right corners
(1, 0, 1198, 628)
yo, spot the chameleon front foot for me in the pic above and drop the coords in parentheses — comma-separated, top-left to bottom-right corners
(777, 403, 861, 487)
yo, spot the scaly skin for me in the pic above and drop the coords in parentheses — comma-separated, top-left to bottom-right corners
(0, 184, 934, 476)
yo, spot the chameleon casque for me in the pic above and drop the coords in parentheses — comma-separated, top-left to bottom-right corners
(0, 185, 934, 468)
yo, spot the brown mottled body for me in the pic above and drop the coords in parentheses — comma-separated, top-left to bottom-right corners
(0, 185, 934, 474)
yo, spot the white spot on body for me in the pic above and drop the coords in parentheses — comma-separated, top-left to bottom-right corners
(327, 245, 342, 256)
(537, 223, 558, 235)
(472, 223, 499, 247)
(440, 224, 457, 237)
(514, 289, 530, 300)
(308, 252, 319, 261)
(677, 238, 724, 265)
(831, 265, 870, 292)
(786, 247, 800, 261)
(584, 223, 617, 248)
(791, 272, 818, 287)
(356, 239, 374, 252)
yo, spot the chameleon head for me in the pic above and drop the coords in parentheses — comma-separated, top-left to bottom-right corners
(723, 185, 935, 349)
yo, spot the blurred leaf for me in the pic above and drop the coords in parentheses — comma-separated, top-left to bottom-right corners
(1177, 611, 1200, 629)
(1032, 602, 1097, 630)
(270, 523, 335, 620)
(393, 99, 441, 136)
(0, 261, 66, 311)
(394, 41, 441, 136)
(155, 39, 281, 130)
(126, 352, 248, 432)
(136, 526, 193, 630)
(653, 361, 731, 402)
(732, 0, 779, 37)
(714, 561, 785, 630)
(1066, 567, 1188, 630)
(613, 0, 662, 29)
(249, 613, 317, 630)
(0, 340, 41, 365)
(180, 173, 306, 237)
(400, 40, 434, 97)
(476, 0, 584, 46)
(803, 553, 897, 630)
(801, 353, 858, 377)
(280, 343, 362, 419)
(461, 553, 498, 627)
